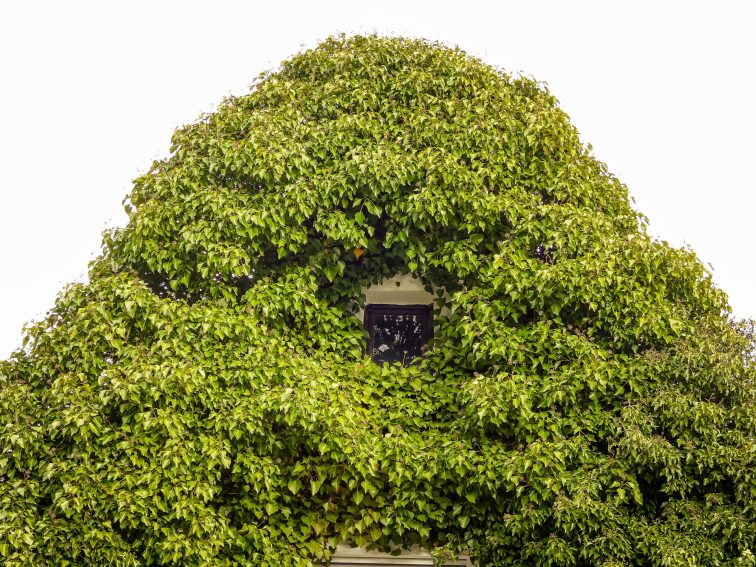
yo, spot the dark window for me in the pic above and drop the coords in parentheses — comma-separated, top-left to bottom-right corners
(364, 304, 433, 366)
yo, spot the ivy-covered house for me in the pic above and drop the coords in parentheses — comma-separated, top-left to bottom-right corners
(0, 35, 754, 566)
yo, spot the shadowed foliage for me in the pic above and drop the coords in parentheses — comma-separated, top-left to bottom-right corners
(1, 35, 754, 566)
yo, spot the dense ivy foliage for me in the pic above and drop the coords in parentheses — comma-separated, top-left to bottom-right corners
(1, 35, 754, 566)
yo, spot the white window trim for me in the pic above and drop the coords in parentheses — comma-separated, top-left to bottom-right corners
(357, 274, 436, 324)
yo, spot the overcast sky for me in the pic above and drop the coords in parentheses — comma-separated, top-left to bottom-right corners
(1, 0, 754, 359)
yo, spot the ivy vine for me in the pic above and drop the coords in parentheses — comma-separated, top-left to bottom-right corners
(1, 35, 754, 566)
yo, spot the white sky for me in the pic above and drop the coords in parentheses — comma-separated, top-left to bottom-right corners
(1, 0, 754, 359)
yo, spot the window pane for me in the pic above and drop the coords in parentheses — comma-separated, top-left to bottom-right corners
(366, 306, 431, 365)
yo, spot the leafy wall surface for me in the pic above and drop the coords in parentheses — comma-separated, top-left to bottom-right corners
(1, 35, 754, 566)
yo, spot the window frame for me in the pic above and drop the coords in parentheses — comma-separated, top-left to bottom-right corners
(364, 303, 433, 365)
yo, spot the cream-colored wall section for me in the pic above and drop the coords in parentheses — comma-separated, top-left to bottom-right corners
(344, 280, 469, 564)
(363, 273, 434, 305)
(327, 543, 472, 566)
